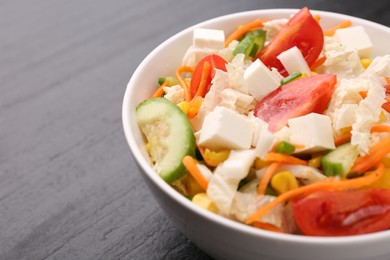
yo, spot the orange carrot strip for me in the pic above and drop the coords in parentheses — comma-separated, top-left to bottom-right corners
(182, 156, 208, 190)
(225, 19, 268, 47)
(252, 222, 284, 233)
(323, 20, 352, 37)
(194, 61, 210, 98)
(246, 163, 385, 224)
(313, 14, 321, 22)
(334, 131, 352, 146)
(264, 152, 308, 166)
(310, 56, 327, 70)
(382, 102, 390, 113)
(187, 96, 204, 119)
(176, 66, 193, 102)
(324, 20, 352, 36)
(257, 162, 281, 195)
(350, 125, 390, 174)
(151, 80, 169, 98)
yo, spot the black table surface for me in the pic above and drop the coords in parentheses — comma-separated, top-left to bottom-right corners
(1, 1, 389, 259)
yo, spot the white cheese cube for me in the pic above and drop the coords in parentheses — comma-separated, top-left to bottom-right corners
(277, 46, 311, 76)
(220, 150, 256, 180)
(334, 26, 373, 59)
(333, 103, 359, 130)
(193, 28, 225, 50)
(198, 106, 254, 150)
(182, 46, 215, 67)
(219, 88, 255, 115)
(249, 117, 277, 159)
(288, 113, 335, 153)
(244, 59, 281, 100)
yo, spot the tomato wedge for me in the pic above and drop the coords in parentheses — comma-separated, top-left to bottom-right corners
(258, 7, 324, 76)
(292, 189, 390, 236)
(253, 74, 336, 132)
(190, 54, 227, 98)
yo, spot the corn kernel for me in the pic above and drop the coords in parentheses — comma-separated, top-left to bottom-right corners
(308, 156, 321, 168)
(192, 193, 218, 213)
(360, 58, 372, 69)
(310, 71, 318, 75)
(178, 101, 190, 114)
(271, 171, 299, 194)
(254, 157, 269, 169)
(368, 169, 390, 189)
(204, 148, 230, 165)
(184, 174, 204, 196)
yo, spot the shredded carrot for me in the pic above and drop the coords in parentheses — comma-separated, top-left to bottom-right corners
(187, 96, 203, 119)
(383, 102, 390, 113)
(252, 221, 284, 233)
(246, 163, 385, 224)
(194, 61, 210, 99)
(310, 56, 327, 71)
(182, 156, 208, 190)
(350, 125, 390, 174)
(152, 80, 169, 98)
(257, 162, 281, 195)
(176, 66, 193, 102)
(264, 152, 308, 166)
(313, 14, 321, 22)
(334, 131, 352, 146)
(225, 19, 268, 47)
(323, 20, 352, 37)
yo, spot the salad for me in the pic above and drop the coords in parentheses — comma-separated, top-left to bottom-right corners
(135, 7, 390, 236)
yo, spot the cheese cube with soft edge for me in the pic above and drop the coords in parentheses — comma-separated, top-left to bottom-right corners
(288, 113, 335, 153)
(244, 59, 281, 100)
(249, 117, 277, 159)
(193, 28, 225, 50)
(334, 26, 373, 59)
(198, 106, 254, 150)
(277, 46, 311, 76)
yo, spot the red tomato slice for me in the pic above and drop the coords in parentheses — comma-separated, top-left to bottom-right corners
(253, 74, 336, 132)
(190, 54, 227, 98)
(258, 7, 324, 76)
(292, 189, 390, 236)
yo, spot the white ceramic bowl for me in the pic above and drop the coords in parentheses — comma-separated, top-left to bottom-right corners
(123, 9, 390, 260)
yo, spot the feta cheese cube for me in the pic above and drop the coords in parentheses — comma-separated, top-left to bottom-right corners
(193, 28, 225, 50)
(249, 117, 277, 159)
(334, 26, 373, 59)
(198, 106, 254, 150)
(277, 46, 311, 76)
(244, 59, 280, 100)
(220, 150, 256, 180)
(288, 113, 335, 153)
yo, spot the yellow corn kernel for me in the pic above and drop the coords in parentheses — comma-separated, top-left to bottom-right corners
(310, 71, 318, 75)
(184, 174, 204, 196)
(192, 193, 218, 213)
(360, 58, 372, 69)
(177, 101, 190, 114)
(379, 111, 388, 123)
(254, 157, 269, 169)
(299, 73, 308, 79)
(308, 156, 321, 168)
(368, 169, 390, 189)
(271, 171, 299, 194)
(204, 148, 230, 164)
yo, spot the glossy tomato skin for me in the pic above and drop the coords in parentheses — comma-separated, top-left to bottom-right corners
(258, 7, 324, 76)
(253, 74, 336, 132)
(292, 189, 390, 236)
(190, 54, 227, 98)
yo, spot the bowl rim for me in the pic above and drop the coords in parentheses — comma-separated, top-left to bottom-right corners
(122, 8, 390, 245)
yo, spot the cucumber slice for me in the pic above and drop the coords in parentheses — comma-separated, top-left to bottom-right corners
(136, 98, 196, 183)
(320, 142, 359, 177)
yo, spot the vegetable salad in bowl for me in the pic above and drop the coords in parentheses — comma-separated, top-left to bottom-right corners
(134, 7, 390, 237)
